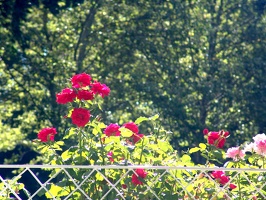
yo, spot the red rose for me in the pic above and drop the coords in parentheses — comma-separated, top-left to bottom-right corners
(132, 169, 148, 185)
(211, 171, 235, 188)
(77, 90, 94, 101)
(123, 122, 139, 134)
(91, 81, 110, 98)
(219, 175, 230, 185)
(71, 73, 92, 88)
(229, 183, 237, 190)
(38, 127, 57, 142)
(56, 88, 76, 104)
(131, 133, 144, 144)
(207, 132, 226, 148)
(211, 171, 225, 179)
(99, 84, 110, 97)
(104, 123, 121, 137)
(71, 108, 90, 127)
(122, 184, 127, 189)
(223, 131, 230, 137)
(203, 128, 209, 135)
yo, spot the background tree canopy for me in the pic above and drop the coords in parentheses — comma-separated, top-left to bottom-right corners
(1, 0, 266, 164)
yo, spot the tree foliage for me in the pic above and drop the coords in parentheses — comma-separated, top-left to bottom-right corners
(0, 0, 266, 163)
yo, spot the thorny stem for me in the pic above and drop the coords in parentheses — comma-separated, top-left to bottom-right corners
(79, 128, 82, 164)
(138, 137, 145, 165)
(99, 134, 106, 165)
(237, 163, 242, 200)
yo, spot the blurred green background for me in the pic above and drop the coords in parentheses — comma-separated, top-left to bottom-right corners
(1, 0, 266, 165)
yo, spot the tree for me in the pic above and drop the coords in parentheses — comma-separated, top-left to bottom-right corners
(0, 0, 266, 166)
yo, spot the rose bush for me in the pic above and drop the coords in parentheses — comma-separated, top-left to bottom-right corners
(33, 73, 266, 199)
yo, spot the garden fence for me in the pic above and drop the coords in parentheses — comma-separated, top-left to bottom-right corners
(0, 165, 265, 200)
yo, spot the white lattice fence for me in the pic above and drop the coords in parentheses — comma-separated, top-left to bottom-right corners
(0, 165, 266, 200)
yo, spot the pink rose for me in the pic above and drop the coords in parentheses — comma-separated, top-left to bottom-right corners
(255, 140, 266, 156)
(107, 151, 114, 163)
(226, 147, 245, 161)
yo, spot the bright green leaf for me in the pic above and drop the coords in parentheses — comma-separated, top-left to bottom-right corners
(45, 184, 63, 198)
(135, 116, 149, 125)
(119, 127, 134, 137)
(189, 147, 200, 154)
(181, 154, 191, 162)
(199, 143, 206, 150)
(61, 150, 71, 161)
(96, 172, 104, 181)
(149, 114, 159, 121)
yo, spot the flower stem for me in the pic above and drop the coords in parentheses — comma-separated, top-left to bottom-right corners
(237, 163, 242, 200)
(79, 128, 82, 164)
(99, 134, 106, 165)
(138, 138, 145, 165)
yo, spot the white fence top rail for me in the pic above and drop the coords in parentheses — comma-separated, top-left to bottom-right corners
(0, 164, 265, 172)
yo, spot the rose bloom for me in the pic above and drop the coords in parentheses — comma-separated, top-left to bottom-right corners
(244, 142, 255, 152)
(131, 133, 144, 144)
(122, 184, 127, 189)
(104, 123, 121, 137)
(211, 171, 229, 185)
(229, 183, 237, 190)
(207, 132, 226, 148)
(77, 90, 94, 101)
(38, 127, 57, 142)
(91, 81, 110, 98)
(71, 73, 92, 88)
(226, 146, 245, 161)
(132, 169, 148, 185)
(254, 140, 266, 156)
(107, 151, 114, 163)
(211, 171, 236, 189)
(203, 128, 209, 135)
(246, 134, 266, 156)
(71, 108, 90, 127)
(56, 88, 76, 104)
(123, 122, 139, 134)
(253, 133, 266, 143)
(211, 171, 225, 179)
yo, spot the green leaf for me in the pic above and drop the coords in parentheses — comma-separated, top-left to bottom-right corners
(157, 140, 172, 152)
(149, 114, 159, 121)
(98, 122, 106, 129)
(199, 143, 206, 150)
(96, 172, 104, 181)
(119, 127, 134, 137)
(135, 116, 149, 125)
(189, 147, 200, 154)
(45, 184, 63, 198)
(224, 161, 235, 168)
(61, 150, 71, 161)
(63, 128, 76, 139)
(56, 141, 64, 146)
(181, 154, 191, 163)
(92, 128, 98, 135)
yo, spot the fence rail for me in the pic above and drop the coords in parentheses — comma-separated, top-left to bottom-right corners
(1, 165, 266, 200)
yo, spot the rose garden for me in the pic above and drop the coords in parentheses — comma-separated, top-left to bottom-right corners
(1, 73, 266, 200)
